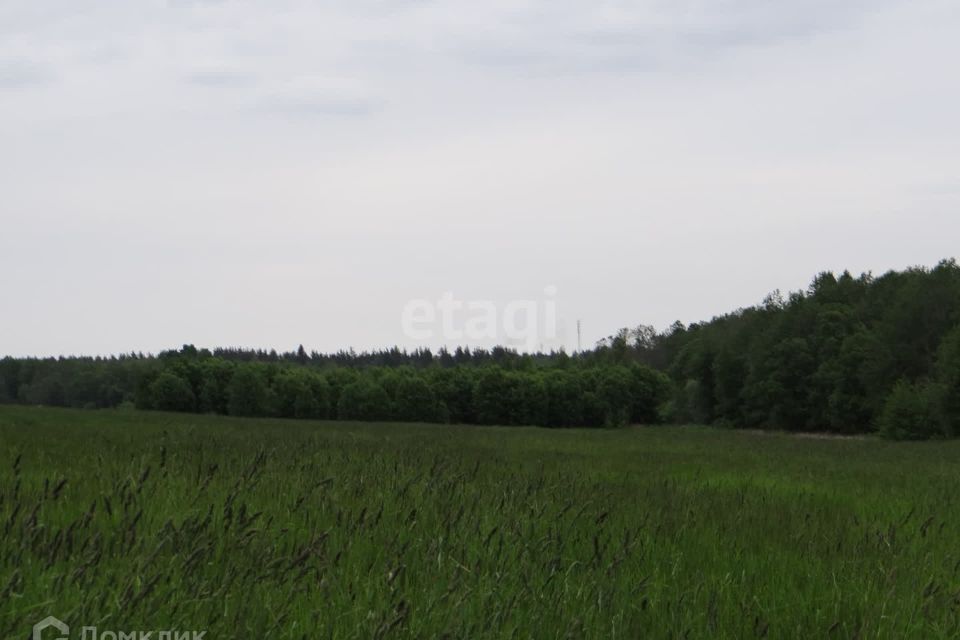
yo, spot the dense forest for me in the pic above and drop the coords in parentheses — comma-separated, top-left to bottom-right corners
(646, 259, 960, 440)
(2, 259, 959, 439)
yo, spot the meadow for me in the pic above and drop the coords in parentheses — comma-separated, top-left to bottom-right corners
(1, 405, 959, 638)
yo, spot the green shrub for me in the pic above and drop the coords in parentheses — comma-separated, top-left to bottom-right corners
(149, 372, 196, 413)
(628, 364, 671, 424)
(877, 380, 944, 440)
(596, 367, 633, 427)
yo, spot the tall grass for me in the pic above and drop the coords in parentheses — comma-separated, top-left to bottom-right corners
(1, 406, 958, 638)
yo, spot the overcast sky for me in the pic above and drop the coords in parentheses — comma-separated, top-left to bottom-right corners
(2, 0, 959, 357)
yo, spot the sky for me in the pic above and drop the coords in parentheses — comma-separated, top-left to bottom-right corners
(2, 0, 959, 357)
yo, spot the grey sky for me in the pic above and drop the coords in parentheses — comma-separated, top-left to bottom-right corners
(2, 0, 959, 357)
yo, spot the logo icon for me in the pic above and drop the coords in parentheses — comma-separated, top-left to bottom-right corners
(33, 616, 69, 640)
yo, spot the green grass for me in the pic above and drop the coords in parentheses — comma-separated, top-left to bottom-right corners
(1, 406, 959, 639)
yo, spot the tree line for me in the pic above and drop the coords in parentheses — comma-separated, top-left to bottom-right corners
(615, 259, 960, 440)
(1, 259, 958, 438)
(0, 349, 669, 429)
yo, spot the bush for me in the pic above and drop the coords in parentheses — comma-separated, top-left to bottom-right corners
(877, 380, 944, 440)
(596, 367, 633, 427)
(628, 364, 671, 424)
(580, 390, 607, 428)
(149, 372, 196, 412)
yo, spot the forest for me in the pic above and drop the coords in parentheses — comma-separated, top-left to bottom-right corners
(1, 259, 958, 439)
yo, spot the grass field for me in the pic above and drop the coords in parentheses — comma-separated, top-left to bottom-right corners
(1, 406, 959, 638)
